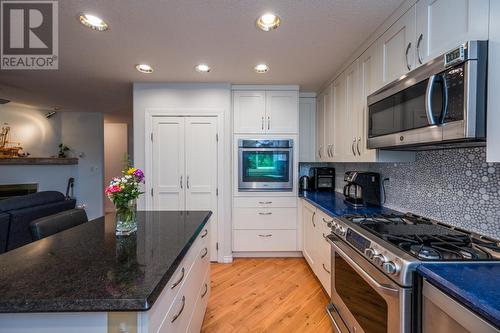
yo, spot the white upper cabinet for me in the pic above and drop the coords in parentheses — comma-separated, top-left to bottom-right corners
(323, 85, 335, 161)
(379, 5, 416, 85)
(415, 0, 489, 66)
(315, 90, 326, 161)
(233, 91, 266, 134)
(233, 90, 298, 134)
(345, 60, 361, 161)
(332, 75, 346, 159)
(299, 97, 316, 162)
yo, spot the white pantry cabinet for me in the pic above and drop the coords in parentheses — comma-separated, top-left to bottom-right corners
(233, 90, 298, 134)
(379, 5, 416, 85)
(299, 96, 316, 162)
(415, 0, 489, 66)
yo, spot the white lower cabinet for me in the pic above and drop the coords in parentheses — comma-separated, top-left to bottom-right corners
(233, 197, 298, 253)
(146, 226, 210, 333)
(300, 199, 332, 296)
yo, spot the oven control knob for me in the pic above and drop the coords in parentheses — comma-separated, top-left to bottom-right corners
(364, 248, 376, 259)
(373, 254, 386, 266)
(383, 261, 399, 275)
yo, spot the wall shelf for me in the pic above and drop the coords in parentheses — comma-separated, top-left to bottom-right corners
(0, 157, 78, 165)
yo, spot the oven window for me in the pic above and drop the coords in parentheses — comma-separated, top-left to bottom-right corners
(242, 151, 290, 183)
(368, 78, 444, 138)
(335, 254, 388, 333)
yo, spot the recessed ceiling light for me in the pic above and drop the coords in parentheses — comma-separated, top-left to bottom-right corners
(256, 13, 281, 31)
(78, 14, 109, 31)
(254, 64, 270, 73)
(135, 64, 154, 74)
(195, 64, 211, 73)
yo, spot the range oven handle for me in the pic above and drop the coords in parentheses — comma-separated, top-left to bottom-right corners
(425, 75, 438, 125)
(329, 235, 399, 297)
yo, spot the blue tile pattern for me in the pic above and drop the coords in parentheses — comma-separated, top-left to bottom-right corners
(418, 263, 500, 328)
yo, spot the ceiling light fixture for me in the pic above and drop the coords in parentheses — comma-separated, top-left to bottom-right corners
(135, 64, 154, 74)
(256, 13, 281, 31)
(195, 64, 211, 73)
(254, 64, 270, 73)
(78, 14, 109, 31)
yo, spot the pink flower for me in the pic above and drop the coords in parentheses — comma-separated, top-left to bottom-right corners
(105, 185, 121, 195)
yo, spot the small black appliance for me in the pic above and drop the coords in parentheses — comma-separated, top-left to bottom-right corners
(343, 171, 381, 207)
(309, 167, 335, 191)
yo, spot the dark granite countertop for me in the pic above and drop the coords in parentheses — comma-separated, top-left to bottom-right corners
(299, 190, 398, 217)
(0, 210, 212, 313)
(418, 263, 500, 328)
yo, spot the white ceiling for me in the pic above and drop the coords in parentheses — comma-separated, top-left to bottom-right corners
(0, 0, 404, 115)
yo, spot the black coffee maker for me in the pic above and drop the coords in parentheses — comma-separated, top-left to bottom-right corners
(343, 171, 381, 207)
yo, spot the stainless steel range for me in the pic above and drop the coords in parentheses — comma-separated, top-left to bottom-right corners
(325, 213, 500, 333)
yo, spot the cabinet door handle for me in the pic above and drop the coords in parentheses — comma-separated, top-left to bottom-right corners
(258, 234, 272, 237)
(352, 139, 356, 156)
(405, 42, 412, 71)
(357, 137, 361, 156)
(201, 283, 208, 298)
(201, 229, 208, 238)
(171, 296, 186, 323)
(180, 176, 183, 189)
(330, 145, 334, 157)
(258, 201, 273, 204)
(186, 175, 190, 189)
(322, 263, 331, 274)
(201, 247, 208, 259)
(318, 147, 322, 159)
(267, 116, 270, 130)
(312, 211, 316, 227)
(416, 34, 423, 65)
(171, 267, 185, 289)
(258, 212, 273, 215)
(261, 116, 264, 130)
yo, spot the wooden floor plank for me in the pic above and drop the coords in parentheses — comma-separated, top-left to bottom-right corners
(201, 258, 333, 333)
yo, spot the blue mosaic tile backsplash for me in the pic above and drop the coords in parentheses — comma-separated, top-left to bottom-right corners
(300, 147, 500, 239)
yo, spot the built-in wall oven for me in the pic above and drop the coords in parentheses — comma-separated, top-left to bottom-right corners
(238, 139, 293, 192)
(327, 233, 412, 333)
(367, 40, 487, 150)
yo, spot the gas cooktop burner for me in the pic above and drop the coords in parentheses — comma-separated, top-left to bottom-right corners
(345, 213, 500, 261)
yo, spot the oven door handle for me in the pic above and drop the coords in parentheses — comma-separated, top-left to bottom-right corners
(329, 236, 399, 297)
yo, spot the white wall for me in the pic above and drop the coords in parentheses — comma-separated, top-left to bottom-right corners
(61, 112, 104, 220)
(0, 103, 61, 157)
(133, 83, 232, 263)
(104, 123, 128, 213)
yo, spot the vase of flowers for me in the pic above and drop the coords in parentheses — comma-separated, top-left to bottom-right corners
(105, 165, 144, 236)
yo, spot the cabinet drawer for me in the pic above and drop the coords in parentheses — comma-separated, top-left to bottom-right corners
(233, 229, 297, 251)
(233, 207, 297, 230)
(316, 256, 332, 297)
(186, 266, 211, 333)
(234, 196, 297, 208)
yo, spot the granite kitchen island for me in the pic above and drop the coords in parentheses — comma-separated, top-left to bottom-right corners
(0, 211, 212, 333)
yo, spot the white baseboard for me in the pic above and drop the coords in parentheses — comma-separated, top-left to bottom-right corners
(232, 251, 303, 258)
(222, 255, 233, 263)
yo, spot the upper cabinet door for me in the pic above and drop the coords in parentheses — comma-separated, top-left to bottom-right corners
(233, 91, 266, 134)
(380, 5, 416, 85)
(316, 90, 326, 161)
(323, 85, 334, 161)
(359, 45, 378, 161)
(345, 60, 361, 162)
(415, 0, 489, 66)
(266, 91, 299, 134)
(299, 97, 316, 162)
(332, 73, 347, 159)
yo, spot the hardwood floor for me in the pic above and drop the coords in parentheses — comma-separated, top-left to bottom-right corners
(201, 258, 333, 333)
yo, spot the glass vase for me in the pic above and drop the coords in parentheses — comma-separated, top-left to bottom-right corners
(115, 199, 137, 236)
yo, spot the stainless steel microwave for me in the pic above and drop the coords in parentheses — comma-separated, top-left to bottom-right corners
(367, 40, 487, 150)
(238, 139, 293, 192)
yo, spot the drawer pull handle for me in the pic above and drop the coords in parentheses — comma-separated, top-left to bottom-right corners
(322, 233, 329, 241)
(171, 296, 185, 323)
(201, 247, 208, 259)
(322, 263, 331, 274)
(258, 234, 272, 237)
(258, 212, 272, 215)
(258, 201, 273, 204)
(312, 211, 316, 227)
(170, 267, 185, 289)
(201, 283, 208, 298)
(201, 229, 208, 238)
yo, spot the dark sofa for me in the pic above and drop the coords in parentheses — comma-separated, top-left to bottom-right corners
(0, 191, 76, 253)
